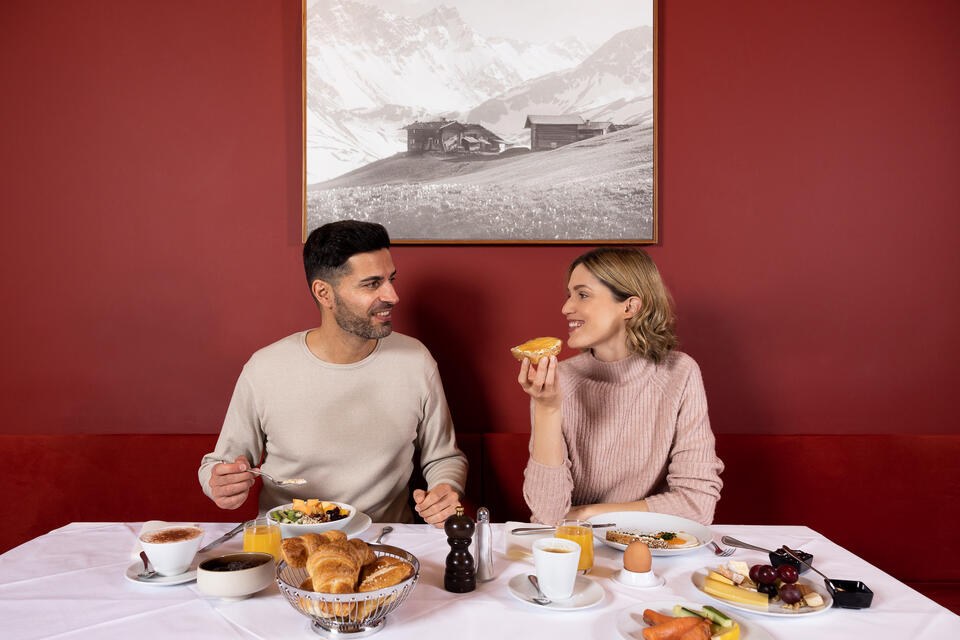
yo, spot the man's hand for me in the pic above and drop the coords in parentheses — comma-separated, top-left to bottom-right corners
(412, 483, 461, 527)
(208, 455, 255, 510)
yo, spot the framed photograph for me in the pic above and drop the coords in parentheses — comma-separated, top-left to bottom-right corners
(302, 0, 657, 244)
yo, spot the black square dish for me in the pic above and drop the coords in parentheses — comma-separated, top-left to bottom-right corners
(769, 546, 813, 574)
(826, 579, 874, 609)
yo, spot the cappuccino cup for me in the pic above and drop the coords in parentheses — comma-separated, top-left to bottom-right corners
(532, 537, 581, 599)
(139, 526, 205, 576)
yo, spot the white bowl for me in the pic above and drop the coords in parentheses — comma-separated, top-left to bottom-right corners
(197, 552, 275, 601)
(267, 501, 356, 538)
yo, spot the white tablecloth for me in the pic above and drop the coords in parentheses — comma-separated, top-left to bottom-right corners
(1, 522, 957, 639)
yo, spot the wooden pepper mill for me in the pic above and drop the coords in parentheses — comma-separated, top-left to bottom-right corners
(443, 506, 476, 593)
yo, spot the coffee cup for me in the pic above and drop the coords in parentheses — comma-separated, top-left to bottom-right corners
(139, 526, 205, 576)
(532, 537, 581, 600)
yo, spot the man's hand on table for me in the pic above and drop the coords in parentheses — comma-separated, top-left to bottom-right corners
(413, 483, 460, 527)
(209, 455, 255, 509)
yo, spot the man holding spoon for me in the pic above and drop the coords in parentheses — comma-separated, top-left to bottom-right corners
(198, 221, 467, 527)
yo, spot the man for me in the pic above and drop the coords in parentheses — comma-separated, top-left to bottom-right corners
(198, 220, 467, 525)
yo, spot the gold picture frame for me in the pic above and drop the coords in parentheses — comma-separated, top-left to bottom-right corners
(301, 0, 657, 244)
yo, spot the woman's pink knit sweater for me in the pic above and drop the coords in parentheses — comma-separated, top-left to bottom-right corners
(522, 350, 724, 525)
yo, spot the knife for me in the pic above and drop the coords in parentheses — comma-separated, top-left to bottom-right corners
(199, 523, 244, 553)
(510, 522, 617, 535)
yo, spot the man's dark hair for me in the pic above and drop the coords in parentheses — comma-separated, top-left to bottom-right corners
(303, 220, 391, 286)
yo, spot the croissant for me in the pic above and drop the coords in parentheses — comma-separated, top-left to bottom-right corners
(307, 542, 362, 594)
(281, 530, 349, 568)
(510, 337, 562, 364)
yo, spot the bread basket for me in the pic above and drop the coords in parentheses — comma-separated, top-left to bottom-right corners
(276, 543, 420, 638)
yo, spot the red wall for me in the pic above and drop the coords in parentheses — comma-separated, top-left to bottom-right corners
(2, 0, 958, 438)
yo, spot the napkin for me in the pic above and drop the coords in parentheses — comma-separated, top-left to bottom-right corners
(503, 520, 555, 562)
(129, 520, 201, 561)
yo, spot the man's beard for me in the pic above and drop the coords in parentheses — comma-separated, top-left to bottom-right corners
(332, 293, 393, 340)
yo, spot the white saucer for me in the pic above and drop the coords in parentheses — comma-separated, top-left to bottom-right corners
(344, 511, 372, 538)
(611, 571, 665, 589)
(507, 574, 605, 611)
(124, 560, 198, 586)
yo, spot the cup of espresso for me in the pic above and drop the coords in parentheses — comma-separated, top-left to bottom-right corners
(532, 537, 581, 600)
(139, 526, 205, 576)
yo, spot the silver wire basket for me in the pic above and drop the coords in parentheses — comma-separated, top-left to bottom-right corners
(276, 544, 420, 638)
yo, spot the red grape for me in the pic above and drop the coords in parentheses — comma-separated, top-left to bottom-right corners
(749, 564, 764, 582)
(757, 565, 778, 585)
(777, 564, 799, 584)
(779, 583, 803, 604)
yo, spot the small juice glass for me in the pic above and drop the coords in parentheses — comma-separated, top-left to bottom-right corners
(555, 519, 593, 574)
(242, 517, 282, 561)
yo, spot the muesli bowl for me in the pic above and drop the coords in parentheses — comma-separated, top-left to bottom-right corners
(276, 544, 420, 638)
(267, 501, 356, 538)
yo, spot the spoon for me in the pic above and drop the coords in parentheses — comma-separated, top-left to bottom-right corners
(374, 526, 393, 543)
(217, 461, 306, 486)
(527, 574, 551, 605)
(138, 551, 157, 579)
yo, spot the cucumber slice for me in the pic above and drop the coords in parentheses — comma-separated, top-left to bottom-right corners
(673, 605, 707, 619)
(702, 605, 733, 628)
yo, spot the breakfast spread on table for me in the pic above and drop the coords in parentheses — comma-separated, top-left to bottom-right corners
(124, 503, 884, 638)
(510, 336, 562, 364)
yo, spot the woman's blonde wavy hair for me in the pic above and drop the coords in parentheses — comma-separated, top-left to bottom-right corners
(568, 248, 679, 364)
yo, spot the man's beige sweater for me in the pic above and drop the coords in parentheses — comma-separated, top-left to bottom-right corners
(199, 331, 468, 522)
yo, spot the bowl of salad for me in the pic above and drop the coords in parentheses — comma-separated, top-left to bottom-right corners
(267, 499, 355, 538)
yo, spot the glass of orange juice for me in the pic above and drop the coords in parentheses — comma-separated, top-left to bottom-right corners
(242, 517, 281, 561)
(555, 519, 593, 574)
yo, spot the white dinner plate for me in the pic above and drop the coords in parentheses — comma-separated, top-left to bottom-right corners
(342, 511, 372, 539)
(124, 559, 198, 586)
(616, 600, 774, 640)
(691, 568, 833, 617)
(589, 512, 712, 555)
(507, 574, 605, 611)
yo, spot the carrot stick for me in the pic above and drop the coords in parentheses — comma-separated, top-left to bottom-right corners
(642, 617, 705, 640)
(642, 609, 675, 626)
(676, 621, 712, 640)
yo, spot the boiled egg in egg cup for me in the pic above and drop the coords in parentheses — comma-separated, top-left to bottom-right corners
(614, 541, 665, 588)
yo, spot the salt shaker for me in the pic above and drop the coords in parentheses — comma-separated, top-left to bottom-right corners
(475, 506, 495, 582)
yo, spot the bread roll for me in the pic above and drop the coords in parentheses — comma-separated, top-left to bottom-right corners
(510, 337, 561, 364)
(281, 531, 348, 568)
(358, 556, 415, 592)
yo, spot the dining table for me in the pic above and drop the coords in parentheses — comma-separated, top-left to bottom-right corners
(1, 520, 957, 639)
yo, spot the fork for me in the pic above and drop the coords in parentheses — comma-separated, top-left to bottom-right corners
(709, 540, 735, 557)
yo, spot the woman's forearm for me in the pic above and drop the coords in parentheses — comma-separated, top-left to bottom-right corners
(530, 404, 564, 466)
(567, 500, 649, 521)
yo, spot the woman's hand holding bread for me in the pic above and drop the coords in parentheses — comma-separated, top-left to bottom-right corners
(518, 354, 561, 409)
(513, 337, 565, 467)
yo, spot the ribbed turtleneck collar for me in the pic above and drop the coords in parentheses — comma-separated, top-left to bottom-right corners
(574, 351, 654, 383)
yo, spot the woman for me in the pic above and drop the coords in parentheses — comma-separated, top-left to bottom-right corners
(519, 248, 723, 525)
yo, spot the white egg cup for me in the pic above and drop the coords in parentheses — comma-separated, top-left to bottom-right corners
(613, 567, 665, 589)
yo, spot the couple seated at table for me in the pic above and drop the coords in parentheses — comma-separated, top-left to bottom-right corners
(198, 220, 723, 528)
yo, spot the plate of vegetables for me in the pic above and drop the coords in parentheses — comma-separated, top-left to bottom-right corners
(615, 601, 772, 640)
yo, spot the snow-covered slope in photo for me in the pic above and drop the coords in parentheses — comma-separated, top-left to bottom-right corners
(466, 26, 654, 145)
(305, 0, 591, 183)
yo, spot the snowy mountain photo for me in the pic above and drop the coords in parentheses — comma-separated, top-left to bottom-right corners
(304, 0, 656, 241)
